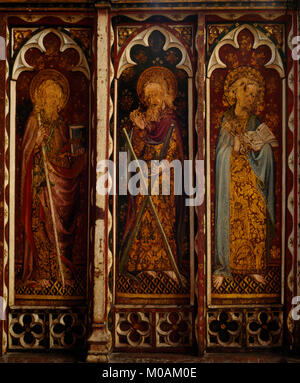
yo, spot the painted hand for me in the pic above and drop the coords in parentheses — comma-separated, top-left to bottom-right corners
(233, 135, 241, 153)
(213, 274, 224, 290)
(36, 126, 48, 146)
(130, 110, 146, 130)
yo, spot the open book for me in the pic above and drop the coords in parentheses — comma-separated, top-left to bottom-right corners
(243, 123, 279, 152)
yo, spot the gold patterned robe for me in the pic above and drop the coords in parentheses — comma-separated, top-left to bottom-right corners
(229, 132, 267, 274)
(125, 112, 183, 273)
(214, 108, 275, 277)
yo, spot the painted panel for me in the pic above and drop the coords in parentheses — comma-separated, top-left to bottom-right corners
(11, 28, 91, 304)
(114, 26, 195, 306)
(207, 24, 285, 306)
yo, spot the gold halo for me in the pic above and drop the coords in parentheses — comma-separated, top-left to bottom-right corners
(137, 66, 177, 102)
(29, 69, 70, 109)
(224, 66, 265, 109)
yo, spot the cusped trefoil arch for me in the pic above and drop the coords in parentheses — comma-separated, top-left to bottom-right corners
(117, 25, 193, 79)
(12, 28, 90, 81)
(207, 24, 285, 79)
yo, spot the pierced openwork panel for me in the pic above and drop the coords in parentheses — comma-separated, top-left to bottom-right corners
(50, 311, 86, 349)
(207, 310, 243, 348)
(246, 309, 283, 347)
(114, 309, 194, 351)
(8, 309, 86, 350)
(9, 312, 48, 349)
(156, 311, 193, 348)
(115, 311, 153, 348)
(207, 308, 283, 349)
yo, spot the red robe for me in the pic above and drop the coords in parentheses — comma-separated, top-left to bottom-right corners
(21, 112, 85, 281)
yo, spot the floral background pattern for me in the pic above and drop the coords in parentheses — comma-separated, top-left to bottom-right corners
(14, 30, 90, 300)
(209, 26, 283, 301)
(116, 29, 191, 300)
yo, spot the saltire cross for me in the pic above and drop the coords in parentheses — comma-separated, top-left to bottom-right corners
(119, 125, 185, 289)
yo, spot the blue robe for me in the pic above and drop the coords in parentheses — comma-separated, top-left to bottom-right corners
(213, 108, 276, 278)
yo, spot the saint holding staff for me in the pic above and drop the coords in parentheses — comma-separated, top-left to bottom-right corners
(20, 69, 86, 290)
(119, 66, 187, 287)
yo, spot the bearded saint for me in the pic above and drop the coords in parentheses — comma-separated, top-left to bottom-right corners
(121, 67, 186, 285)
(21, 70, 85, 288)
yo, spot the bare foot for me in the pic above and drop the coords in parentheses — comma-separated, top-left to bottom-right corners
(21, 279, 38, 288)
(145, 271, 158, 279)
(39, 279, 51, 288)
(64, 280, 75, 288)
(57, 279, 76, 289)
(213, 275, 224, 289)
(250, 274, 266, 285)
(164, 270, 178, 283)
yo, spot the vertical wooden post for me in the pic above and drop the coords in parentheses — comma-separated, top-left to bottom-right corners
(86, 3, 112, 363)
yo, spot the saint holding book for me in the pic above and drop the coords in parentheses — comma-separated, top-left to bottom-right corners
(20, 69, 86, 289)
(213, 66, 277, 289)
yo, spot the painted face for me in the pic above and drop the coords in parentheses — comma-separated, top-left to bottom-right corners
(234, 77, 259, 110)
(36, 80, 64, 115)
(143, 82, 164, 109)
